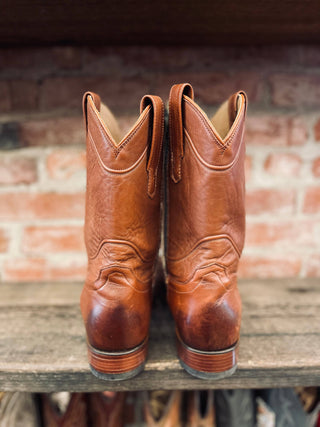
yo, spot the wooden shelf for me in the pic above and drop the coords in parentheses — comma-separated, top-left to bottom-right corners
(1, 0, 320, 45)
(0, 279, 319, 392)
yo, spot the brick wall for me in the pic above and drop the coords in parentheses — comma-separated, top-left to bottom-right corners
(0, 45, 319, 282)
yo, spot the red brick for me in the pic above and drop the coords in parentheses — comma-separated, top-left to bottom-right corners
(0, 47, 35, 69)
(312, 157, 320, 177)
(314, 118, 320, 141)
(20, 116, 84, 147)
(0, 157, 38, 185)
(48, 259, 86, 281)
(246, 189, 296, 215)
(245, 155, 252, 181)
(270, 74, 320, 107)
(40, 76, 150, 111)
(154, 72, 262, 105)
(0, 81, 11, 112)
(264, 153, 302, 177)
(3, 258, 47, 281)
(305, 254, 320, 277)
(303, 187, 320, 213)
(0, 192, 84, 220)
(47, 149, 86, 180)
(22, 226, 85, 253)
(2, 257, 86, 282)
(83, 47, 124, 74)
(0, 229, 9, 253)
(9, 80, 38, 111)
(298, 46, 320, 67)
(52, 47, 82, 69)
(40, 77, 94, 110)
(238, 255, 301, 278)
(246, 115, 307, 146)
(0, 47, 54, 70)
(246, 220, 318, 248)
(120, 46, 191, 71)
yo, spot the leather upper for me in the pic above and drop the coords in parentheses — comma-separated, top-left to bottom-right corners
(166, 83, 247, 351)
(80, 91, 164, 352)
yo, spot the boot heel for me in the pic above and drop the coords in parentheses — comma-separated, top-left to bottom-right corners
(87, 338, 148, 381)
(177, 333, 238, 380)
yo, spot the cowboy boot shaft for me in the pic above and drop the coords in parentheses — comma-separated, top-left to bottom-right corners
(81, 92, 163, 378)
(167, 83, 247, 376)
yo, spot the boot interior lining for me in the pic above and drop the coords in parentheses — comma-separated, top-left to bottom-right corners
(99, 102, 122, 145)
(210, 94, 242, 140)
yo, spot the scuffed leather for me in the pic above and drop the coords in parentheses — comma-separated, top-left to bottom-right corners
(166, 83, 247, 351)
(80, 92, 164, 352)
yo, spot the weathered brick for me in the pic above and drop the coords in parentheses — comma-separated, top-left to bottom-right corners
(120, 46, 192, 71)
(0, 81, 11, 112)
(238, 254, 301, 278)
(264, 153, 302, 177)
(52, 47, 82, 69)
(0, 192, 85, 220)
(246, 189, 296, 215)
(270, 74, 320, 107)
(312, 157, 320, 177)
(46, 149, 86, 180)
(3, 258, 47, 281)
(245, 155, 252, 181)
(314, 118, 320, 141)
(0, 157, 37, 185)
(40, 76, 150, 112)
(0, 229, 9, 253)
(22, 226, 85, 253)
(246, 115, 307, 146)
(154, 72, 261, 105)
(0, 47, 54, 70)
(48, 259, 86, 280)
(246, 220, 318, 247)
(2, 257, 86, 282)
(9, 80, 38, 111)
(0, 122, 21, 150)
(305, 254, 320, 277)
(303, 187, 320, 213)
(20, 116, 84, 147)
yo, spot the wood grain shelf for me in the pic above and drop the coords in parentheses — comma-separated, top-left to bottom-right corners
(1, 0, 320, 45)
(0, 279, 319, 392)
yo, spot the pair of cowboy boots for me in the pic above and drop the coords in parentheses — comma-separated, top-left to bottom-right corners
(80, 83, 247, 380)
(41, 392, 126, 426)
(144, 390, 215, 426)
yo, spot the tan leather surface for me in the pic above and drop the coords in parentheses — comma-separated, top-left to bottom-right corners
(42, 393, 87, 427)
(166, 83, 247, 352)
(144, 391, 182, 427)
(88, 392, 126, 427)
(80, 91, 164, 352)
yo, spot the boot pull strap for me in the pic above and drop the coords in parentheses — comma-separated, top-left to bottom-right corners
(82, 91, 101, 133)
(169, 83, 194, 183)
(140, 94, 164, 199)
(228, 91, 248, 126)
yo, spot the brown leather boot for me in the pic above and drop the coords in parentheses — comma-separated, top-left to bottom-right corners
(143, 390, 183, 427)
(166, 83, 247, 379)
(81, 92, 164, 380)
(88, 392, 126, 427)
(187, 390, 215, 427)
(41, 393, 88, 427)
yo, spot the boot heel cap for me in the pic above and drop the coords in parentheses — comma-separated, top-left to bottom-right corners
(87, 338, 148, 381)
(177, 334, 238, 380)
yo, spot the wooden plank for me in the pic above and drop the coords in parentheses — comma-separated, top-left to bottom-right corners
(1, 0, 320, 46)
(0, 279, 319, 391)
